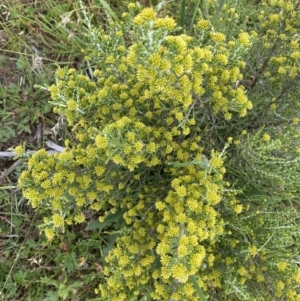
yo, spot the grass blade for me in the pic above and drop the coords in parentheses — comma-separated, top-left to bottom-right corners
(96, 0, 120, 23)
(180, 0, 187, 32)
(190, 275, 208, 301)
(202, 0, 209, 19)
(211, 0, 226, 25)
(189, 0, 202, 35)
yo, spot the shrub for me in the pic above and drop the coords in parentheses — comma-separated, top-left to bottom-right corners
(18, 1, 300, 300)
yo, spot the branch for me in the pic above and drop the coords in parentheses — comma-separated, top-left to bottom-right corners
(0, 141, 65, 180)
(0, 141, 65, 158)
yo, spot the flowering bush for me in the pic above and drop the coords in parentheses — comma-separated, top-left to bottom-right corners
(18, 1, 300, 300)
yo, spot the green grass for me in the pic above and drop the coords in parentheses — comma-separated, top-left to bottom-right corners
(0, 0, 130, 300)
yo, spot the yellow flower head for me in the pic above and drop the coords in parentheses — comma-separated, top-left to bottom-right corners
(14, 145, 25, 156)
(234, 204, 243, 214)
(133, 7, 156, 25)
(154, 17, 176, 30)
(74, 213, 86, 224)
(210, 154, 223, 169)
(196, 19, 211, 30)
(277, 261, 287, 272)
(210, 32, 226, 43)
(52, 214, 64, 228)
(44, 228, 55, 241)
(238, 32, 250, 46)
(127, 3, 135, 9)
(263, 133, 271, 142)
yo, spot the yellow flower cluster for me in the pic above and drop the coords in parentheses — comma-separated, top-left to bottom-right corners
(18, 3, 300, 300)
(133, 7, 156, 25)
(14, 144, 25, 156)
(44, 228, 55, 241)
(96, 156, 230, 300)
(259, 0, 300, 88)
(17, 5, 253, 299)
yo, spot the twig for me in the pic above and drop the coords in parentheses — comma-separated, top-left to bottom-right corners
(0, 141, 65, 158)
(0, 151, 16, 158)
(0, 141, 65, 180)
(45, 140, 65, 152)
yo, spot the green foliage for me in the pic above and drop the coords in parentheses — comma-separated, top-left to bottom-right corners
(13, 0, 300, 300)
(0, 1, 130, 300)
(0, 0, 112, 145)
(1, 220, 105, 301)
(234, 126, 300, 200)
(0, 81, 50, 143)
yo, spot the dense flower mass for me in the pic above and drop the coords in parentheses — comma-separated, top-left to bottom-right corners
(18, 1, 300, 300)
